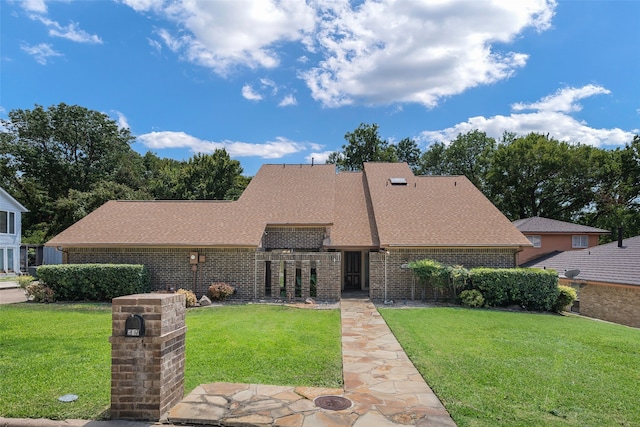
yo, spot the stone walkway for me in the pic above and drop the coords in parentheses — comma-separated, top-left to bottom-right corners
(167, 296, 456, 426)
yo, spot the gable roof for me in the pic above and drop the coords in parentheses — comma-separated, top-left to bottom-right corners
(524, 236, 640, 286)
(47, 162, 530, 249)
(0, 187, 28, 212)
(363, 163, 530, 247)
(513, 216, 608, 234)
(46, 200, 263, 247)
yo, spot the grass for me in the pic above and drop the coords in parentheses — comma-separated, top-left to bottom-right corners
(380, 307, 640, 427)
(185, 305, 342, 391)
(0, 303, 342, 420)
(0, 303, 112, 420)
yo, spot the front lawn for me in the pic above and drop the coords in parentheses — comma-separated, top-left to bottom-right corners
(380, 307, 640, 427)
(0, 303, 341, 420)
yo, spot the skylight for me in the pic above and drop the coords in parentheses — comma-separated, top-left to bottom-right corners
(389, 178, 407, 185)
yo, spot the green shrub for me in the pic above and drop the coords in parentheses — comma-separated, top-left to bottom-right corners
(460, 289, 484, 308)
(25, 283, 56, 303)
(17, 275, 36, 289)
(207, 282, 235, 301)
(554, 285, 577, 312)
(468, 268, 558, 311)
(36, 264, 150, 301)
(177, 289, 198, 307)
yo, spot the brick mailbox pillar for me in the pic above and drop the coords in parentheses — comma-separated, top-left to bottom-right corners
(110, 293, 186, 421)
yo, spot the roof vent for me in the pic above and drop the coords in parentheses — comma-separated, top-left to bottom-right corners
(389, 177, 407, 186)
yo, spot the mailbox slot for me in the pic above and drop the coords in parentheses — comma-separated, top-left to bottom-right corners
(125, 314, 145, 337)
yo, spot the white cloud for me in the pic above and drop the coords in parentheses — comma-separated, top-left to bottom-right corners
(20, 42, 63, 65)
(241, 85, 263, 101)
(419, 85, 636, 147)
(512, 84, 610, 113)
(119, 0, 164, 13)
(21, 0, 47, 13)
(278, 95, 297, 107)
(137, 0, 316, 75)
(25, 5, 102, 44)
(112, 110, 130, 130)
(302, 0, 555, 107)
(306, 151, 333, 164)
(123, 0, 556, 108)
(137, 131, 308, 159)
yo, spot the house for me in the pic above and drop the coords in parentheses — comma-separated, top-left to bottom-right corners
(0, 187, 28, 275)
(512, 216, 608, 265)
(524, 236, 640, 329)
(46, 162, 531, 301)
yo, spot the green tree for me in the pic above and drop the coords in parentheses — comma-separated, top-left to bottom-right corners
(418, 130, 496, 190)
(1, 103, 138, 240)
(394, 137, 421, 172)
(486, 133, 596, 220)
(581, 135, 640, 239)
(327, 123, 398, 171)
(177, 150, 244, 200)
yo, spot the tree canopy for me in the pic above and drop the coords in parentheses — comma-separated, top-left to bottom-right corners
(2, 106, 638, 244)
(1, 103, 248, 242)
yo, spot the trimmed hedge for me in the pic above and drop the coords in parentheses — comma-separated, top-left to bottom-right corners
(468, 267, 559, 311)
(36, 264, 150, 301)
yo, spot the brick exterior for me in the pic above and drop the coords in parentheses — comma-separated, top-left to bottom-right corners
(564, 279, 640, 329)
(369, 248, 518, 301)
(110, 293, 186, 421)
(256, 252, 341, 301)
(67, 247, 255, 299)
(67, 247, 343, 302)
(262, 226, 326, 250)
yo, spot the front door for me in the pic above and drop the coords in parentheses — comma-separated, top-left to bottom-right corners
(344, 251, 361, 290)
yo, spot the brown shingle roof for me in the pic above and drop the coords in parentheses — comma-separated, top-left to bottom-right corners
(513, 217, 608, 234)
(329, 172, 379, 248)
(363, 162, 531, 247)
(47, 162, 530, 249)
(46, 200, 264, 247)
(238, 164, 335, 225)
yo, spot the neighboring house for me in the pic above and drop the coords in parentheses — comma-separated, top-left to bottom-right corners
(524, 236, 640, 329)
(46, 162, 531, 301)
(513, 216, 608, 265)
(0, 187, 28, 275)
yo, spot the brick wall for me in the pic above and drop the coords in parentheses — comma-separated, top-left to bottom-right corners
(577, 281, 640, 328)
(110, 293, 186, 421)
(262, 226, 326, 250)
(255, 252, 341, 301)
(67, 247, 255, 299)
(369, 248, 518, 301)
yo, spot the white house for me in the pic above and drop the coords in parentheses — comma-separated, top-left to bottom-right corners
(0, 187, 27, 275)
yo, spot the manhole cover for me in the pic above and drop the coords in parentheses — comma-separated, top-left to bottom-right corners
(314, 395, 352, 411)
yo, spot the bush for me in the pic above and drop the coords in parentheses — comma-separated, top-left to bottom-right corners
(176, 289, 198, 307)
(554, 285, 577, 312)
(25, 283, 56, 303)
(36, 264, 150, 301)
(460, 289, 484, 308)
(207, 282, 235, 301)
(468, 268, 559, 311)
(17, 275, 36, 289)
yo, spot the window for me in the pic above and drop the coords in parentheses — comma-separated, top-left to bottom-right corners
(0, 211, 15, 234)
(572, 235, 588, 248)
(527, 235, 541, 248)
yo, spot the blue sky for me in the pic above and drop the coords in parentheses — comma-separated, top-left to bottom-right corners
(1, 0, 638, 176)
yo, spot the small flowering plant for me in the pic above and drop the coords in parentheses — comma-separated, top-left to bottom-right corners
(207, 282, 235, 301)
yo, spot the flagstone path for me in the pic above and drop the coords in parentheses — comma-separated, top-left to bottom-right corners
(167, 296, 456, 426)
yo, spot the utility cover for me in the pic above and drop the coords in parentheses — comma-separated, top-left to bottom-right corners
(58, 394, 78, 402)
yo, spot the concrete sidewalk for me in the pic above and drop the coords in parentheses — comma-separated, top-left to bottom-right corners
(167, 296, 456, 426)
(0, 281, 27, 305)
